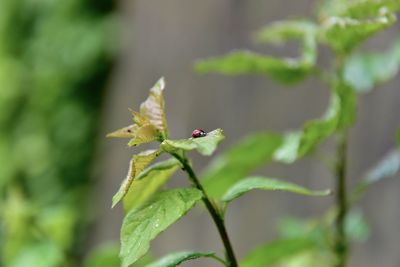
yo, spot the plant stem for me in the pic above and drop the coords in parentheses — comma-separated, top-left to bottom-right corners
(334, 131, 349, 267)
(172, 153, 238, 267)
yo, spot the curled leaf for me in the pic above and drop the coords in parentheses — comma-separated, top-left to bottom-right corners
(123, 158, 181, 212)
(222, 177, 331, 204)
(112, 149, 161, 208)
(161, 129, 225, 156)
(146, 251, 216, 267)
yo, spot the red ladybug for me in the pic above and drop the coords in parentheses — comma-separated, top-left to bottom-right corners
(192, 129, 207, 138)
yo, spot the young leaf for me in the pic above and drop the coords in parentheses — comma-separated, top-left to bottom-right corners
(112, 150, 161, 208)
(202, 132, 283, 198)
(222, 177, 330, 204)
(146, 251, 215, 267)
(344, 38, 400, 93)
(161, 129, 224, 156)
(140, 77, 168, 138)
(240, 238, 315, 267)
(319, 10, 396, 53)
(123, 158, 181, 212)
(107, 123, 159, 147)
(120, 188, 202, 267)
(195, 50, 314, 84)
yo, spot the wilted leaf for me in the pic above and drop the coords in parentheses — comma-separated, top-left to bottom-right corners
(202, 132, 283, 198)
(123, 158, 181, 212)
(319, 10, 396, 53)
(146, 251, 215, 267)
(344, 38, 400, 92)
(112, 150, 161, 208)
(222, 177, 330, 204)
(120, 188, 202, 267)
(195, 50, 314, 84)
(161, 129, 224, 156)
(240, 238, 315, 267)
(140, 77, 168, 138)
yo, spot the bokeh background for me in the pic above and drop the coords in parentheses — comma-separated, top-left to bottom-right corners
(1, 0, 400, 267)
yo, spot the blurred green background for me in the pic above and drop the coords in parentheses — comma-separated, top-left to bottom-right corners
(0, 0, 116, 266)
(1, 1, 400, 267)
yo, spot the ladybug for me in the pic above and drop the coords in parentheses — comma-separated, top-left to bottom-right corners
(192, 129, 207, 138)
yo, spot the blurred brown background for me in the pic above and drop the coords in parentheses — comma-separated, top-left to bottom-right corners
(93, 1, 400, 266)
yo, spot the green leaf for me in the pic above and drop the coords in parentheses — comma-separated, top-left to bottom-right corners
(352, 149, 400, 201)
(345, 211, 370, 242)
(202, 132, 283, 198)
(120, 188, 202, 267)
(319, 10, 396, 53)
(84, 243, 120, 267)
(146, 251, 215, 267)
(255, 20, 317, 67)
(140, 77, 168, 138)
(123, 158, 181, 212)
(195, 50, 313, 84)
(240, 238, 315, 267)
(319, 0, 400, 19)
(222, 177, 330, 204)
(274, 82, 356, 163)
(344, 38, 400, 92)
(9, 242, 64, 267)
(397, 128, 400, 147)
(161, 129, 224, 156)
(112, 149, 161, 208)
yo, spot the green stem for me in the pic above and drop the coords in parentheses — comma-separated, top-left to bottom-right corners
(172, 153, 238, 267)
(334, 131, 349, 267)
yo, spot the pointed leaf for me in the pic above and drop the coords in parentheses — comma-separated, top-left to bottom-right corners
(120, 188, 202, 267)
(161, 129, 224, 156)
(112, 150, 161, 208)
(240, 238, 315, 267)
(107, 124, 139, 138)
(202, 132, 283, 198)
(140, 77, 168, 138)
(222, 177, 330, 204)
(146, 251, 215, 267)
(344, 38, 400, 93)
(123, 158, 181, 212)
(195, 51, 314, 84)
